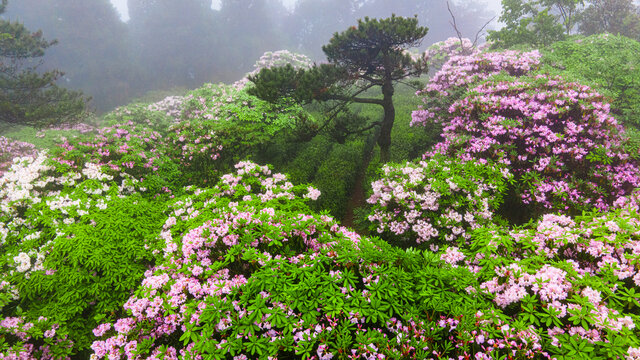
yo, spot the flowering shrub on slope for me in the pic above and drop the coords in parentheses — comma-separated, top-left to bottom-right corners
(145, 96, 186, 122)
(90, 161, 550, 360)
(170, 84, 314, 185)
(102, 102, 179, 134)
(454, 194, 640, 359)
(0, 123, 96, 178)
(89, 161, 348, 359)
(427, 74, 640, 218)
(422, 37, 490, 73)
(0, 153, 166, 358)
(50, 121, 183, 197)
(367, 154, 512, 247)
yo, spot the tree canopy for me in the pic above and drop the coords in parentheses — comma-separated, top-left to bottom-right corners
(487, 0, 580, 48)
(580, 0, 640, 38)
(489, 0, 640, 48)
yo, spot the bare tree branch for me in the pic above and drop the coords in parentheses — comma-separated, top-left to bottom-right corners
(446, 1, 496, 51)
(472, 16, 496, 47)
(446, 1, 467, 52)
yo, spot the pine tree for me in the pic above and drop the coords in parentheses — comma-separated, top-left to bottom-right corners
(249, 15, 428, 162)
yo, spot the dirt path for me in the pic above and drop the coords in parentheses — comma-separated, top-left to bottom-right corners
(341, 148, 374, 229)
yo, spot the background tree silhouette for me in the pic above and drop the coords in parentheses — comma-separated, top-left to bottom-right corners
(0, 0, 86, 127)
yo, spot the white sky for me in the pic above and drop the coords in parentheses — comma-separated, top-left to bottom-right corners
(110, 0, 129, 21)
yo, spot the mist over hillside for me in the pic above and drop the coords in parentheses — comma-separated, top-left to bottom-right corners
(1, 0, 498, 112)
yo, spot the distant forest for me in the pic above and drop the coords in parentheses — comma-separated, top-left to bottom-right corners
(0, 0, 494, 113)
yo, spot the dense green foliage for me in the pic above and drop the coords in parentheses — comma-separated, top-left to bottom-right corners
(0, 153, 166, 357)
(541, 34, 640, 129)
(169, 84, 316, 186)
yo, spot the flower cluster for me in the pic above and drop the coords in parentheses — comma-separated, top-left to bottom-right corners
(0, 136, 38, 177)
(367, 154, 511, 246)
(50, 121, 172, 195)
(0, 316, 74, 360)
(0, 152, 52, 217)
(422, 37, 490, 72)
(426, 49, 541, 95)
(234, 50, 314, 89)
(426, 74, 640, 216)
(412, 49, 541, 127)
(34, 122, 95, 139)
(146, 95, 186, 120)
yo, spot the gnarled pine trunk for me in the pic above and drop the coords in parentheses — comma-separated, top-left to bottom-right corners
(377, 77, 395, 163)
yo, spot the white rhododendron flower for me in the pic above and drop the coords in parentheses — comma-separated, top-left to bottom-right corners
(13, 252, 31, 272)
(82, 163, 114, 181)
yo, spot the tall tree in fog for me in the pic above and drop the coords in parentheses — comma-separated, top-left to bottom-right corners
(0, 0, 86, 127)
(488, 0, 582, 47)
(579, 0, 640, 39)
(2, 0, 134, 112)
(218, 0, 287, 76)
(128, 0, 219, 91)
(286, 0, 359, 59)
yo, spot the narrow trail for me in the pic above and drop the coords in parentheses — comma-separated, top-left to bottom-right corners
(341, 148, 374, 230)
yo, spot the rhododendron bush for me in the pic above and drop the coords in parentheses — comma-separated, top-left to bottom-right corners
(49, 121, 183, 198)
(0, 137, 37, 177)
(366, 154, 512, 247)
(0, 151, 166, 358)
(172, 83, 316, 185)
(234, 50, 314, 90)
(102, 99, 181, 132)
(411, 49, 542, 127)
(89, 161, 551, 360)
(427, 74, 640, 219)
(412, 49, 640, 220)
(422, 37, 490, 73)
(455, 194, 640, 359)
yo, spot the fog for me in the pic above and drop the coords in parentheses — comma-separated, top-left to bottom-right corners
(1, 0, 501, 113)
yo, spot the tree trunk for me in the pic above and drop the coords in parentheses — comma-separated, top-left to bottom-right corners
(378, 77, 395, 163)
